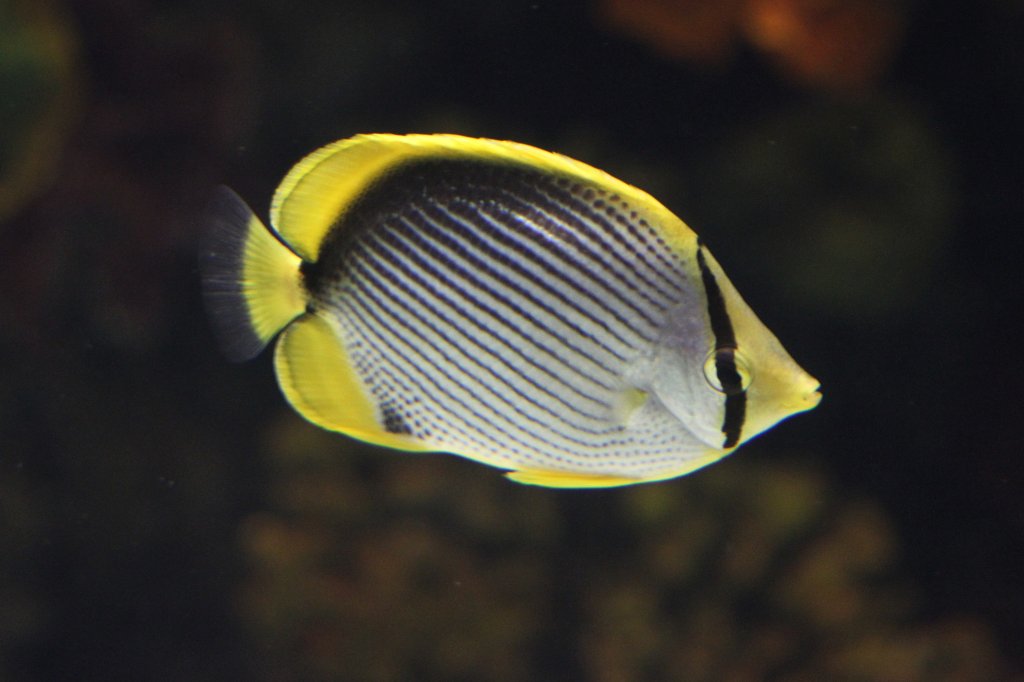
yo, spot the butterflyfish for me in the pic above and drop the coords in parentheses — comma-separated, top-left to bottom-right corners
(201, 134, 820, 488)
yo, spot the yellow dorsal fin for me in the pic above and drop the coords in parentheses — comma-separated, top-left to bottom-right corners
(268, 133, 690, 263)
(504, 468, 644, 489)
(273, 314, 432, 452)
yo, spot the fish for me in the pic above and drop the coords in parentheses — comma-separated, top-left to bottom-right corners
(200, 134, 820, 488)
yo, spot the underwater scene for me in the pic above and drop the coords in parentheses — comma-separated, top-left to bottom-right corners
(2, 0, 1023, 679)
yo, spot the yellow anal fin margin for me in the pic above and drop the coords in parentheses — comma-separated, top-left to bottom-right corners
(505, 468, 645, 489)
(273, 314, 432, 452)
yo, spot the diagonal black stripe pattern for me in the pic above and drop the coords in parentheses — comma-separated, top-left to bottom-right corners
(302, 155, 712, 471)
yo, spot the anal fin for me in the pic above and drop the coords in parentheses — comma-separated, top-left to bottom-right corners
(273, 314, 431, 452)
(505, 468, 644, 489)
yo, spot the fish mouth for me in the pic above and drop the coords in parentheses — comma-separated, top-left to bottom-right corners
(785, 381, 821, 412)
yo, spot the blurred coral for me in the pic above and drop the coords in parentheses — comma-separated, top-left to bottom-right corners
(597, 0, 745, 64)
(743, 0, 907, 91)
(580, 461, 1013, 681)
(596, 0, 909, 92)
(238, 420, 1017, 680)
(238, 415, 561, 681)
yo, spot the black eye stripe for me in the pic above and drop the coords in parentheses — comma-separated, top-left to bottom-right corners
(696, 243, 736, 349)
(714, 348, 745, 396)
(696, 242, 746, 448)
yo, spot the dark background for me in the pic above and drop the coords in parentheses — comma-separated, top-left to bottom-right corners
(2, 0, 1022, 679)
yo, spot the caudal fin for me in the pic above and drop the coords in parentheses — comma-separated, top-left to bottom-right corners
(200, 186, 305, 362)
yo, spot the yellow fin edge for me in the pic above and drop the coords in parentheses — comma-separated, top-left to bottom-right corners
(504, 469, 645, 489)
(274, 314, 432, 452)
(268, 133, 696, 263)
(505, 449, 730, 489)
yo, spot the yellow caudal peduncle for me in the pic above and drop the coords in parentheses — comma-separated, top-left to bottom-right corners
(201, 186, 305, 361)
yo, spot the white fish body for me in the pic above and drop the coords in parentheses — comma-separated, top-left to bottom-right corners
(201, 134, 821, 488)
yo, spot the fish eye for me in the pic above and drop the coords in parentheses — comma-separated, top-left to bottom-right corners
(702, 348, 752, 395)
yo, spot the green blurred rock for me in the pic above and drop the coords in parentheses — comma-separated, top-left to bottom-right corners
(0, 0, 81, 222)
(694, 98, 955, 320)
